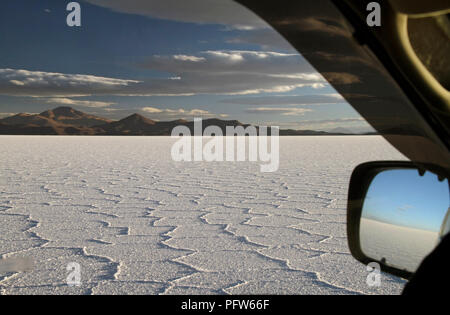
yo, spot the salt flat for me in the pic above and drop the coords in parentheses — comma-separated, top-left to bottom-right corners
(360, 218, 438, 273)
(0, 136, 407, 295)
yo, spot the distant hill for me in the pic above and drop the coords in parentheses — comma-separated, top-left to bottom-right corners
(0, 113, 55, 127)
(95, 115, 252, 136)
(96, 113, 157, 135)
(0, 107, 354, 136)
(0, 121, 59, 135)
(327, 127, 355, 134)
(39, 106, 113, 127)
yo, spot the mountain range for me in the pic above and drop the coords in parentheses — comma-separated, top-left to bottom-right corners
(0, 107, 353, 136)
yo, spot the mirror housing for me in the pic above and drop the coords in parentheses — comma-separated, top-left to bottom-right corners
(347, 161, 449, 279)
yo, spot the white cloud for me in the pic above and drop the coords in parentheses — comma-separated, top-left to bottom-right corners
(141, 106, 227, 119)
(43, 97, 115, 108)
(0, 68, 140, 97)
(137, 50, 326, 95)
(245, 107, 313, 116)
(173, 55, 206, 62)
(144, 50, 306, 74)
(9, 80, 25, 86)
(141, 107, 163, 113)
(205, 50, 245, 62)
(0, 50, 327, 97)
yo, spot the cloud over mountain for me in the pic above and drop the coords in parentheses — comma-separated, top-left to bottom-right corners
(0, 50, 326, 98)
(44, 98, 115, 108)
(0, 68, 140, 97)
(245, 108, 312, 116)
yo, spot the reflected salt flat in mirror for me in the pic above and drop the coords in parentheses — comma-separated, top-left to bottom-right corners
(360, 169, 449, 273)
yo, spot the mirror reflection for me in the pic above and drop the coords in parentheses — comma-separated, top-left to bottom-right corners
(360, 169, 449, 273)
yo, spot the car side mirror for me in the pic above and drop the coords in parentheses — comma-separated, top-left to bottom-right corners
(347, 161, 449, 279)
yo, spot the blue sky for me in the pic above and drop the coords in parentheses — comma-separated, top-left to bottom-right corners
(0, 0, 372, 132)
(362, 170, 449, 232)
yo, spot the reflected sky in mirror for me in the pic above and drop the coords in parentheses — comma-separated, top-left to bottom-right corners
(360, 169, 449, 272)
(362, 170, 449, 232)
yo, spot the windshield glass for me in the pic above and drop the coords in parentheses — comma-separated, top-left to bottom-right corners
(0, 0, 407, 295)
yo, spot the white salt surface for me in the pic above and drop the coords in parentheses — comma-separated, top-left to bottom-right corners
(0, 136, 408, 295)
(360, 218, 438, 273)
